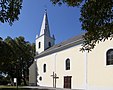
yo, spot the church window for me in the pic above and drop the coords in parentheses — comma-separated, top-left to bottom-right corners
(106, 49, 113, 65)
(39, 42, 41, 48)
(39, 76, 42, 81)
(48, 42, 51, 47)
(43, 64, 46, 73)
(66, 58, 70, 70)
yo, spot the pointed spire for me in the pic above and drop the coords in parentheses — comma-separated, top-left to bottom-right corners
(39, 9, 50, 37)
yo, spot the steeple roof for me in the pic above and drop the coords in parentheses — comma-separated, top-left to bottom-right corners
(39, 9, 50, 37)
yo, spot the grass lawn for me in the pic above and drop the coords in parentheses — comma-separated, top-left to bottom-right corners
(0, 86, 31, 90)
(0, 85, 17, 88)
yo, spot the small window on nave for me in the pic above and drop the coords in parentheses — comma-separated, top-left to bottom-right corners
(39, 42, 41, 48)
(66, 58, 70, 70)
(43, 64, 46, 73)
(106, 49, 113, 65)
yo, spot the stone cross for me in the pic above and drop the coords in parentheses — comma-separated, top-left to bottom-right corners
(51, 72, 59, 88)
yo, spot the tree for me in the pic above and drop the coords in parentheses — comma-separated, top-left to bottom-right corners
(0, 36, 35, 85)
(4, 36, 20, 85)
(0, 37, 15, 85)
(51, 0, 113, 51)
(14, 36, 35, 85)
(0, 72, 10, 85)
(0, 0, 23, 25)
(0, 37, 14, 74)
(51, 0, 83, 6)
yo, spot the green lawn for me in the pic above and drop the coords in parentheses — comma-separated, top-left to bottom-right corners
(0, 85, 16, 88)
(0, 86, 31, 90)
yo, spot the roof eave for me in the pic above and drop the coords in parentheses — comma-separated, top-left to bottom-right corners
(35, 38, 84, 59)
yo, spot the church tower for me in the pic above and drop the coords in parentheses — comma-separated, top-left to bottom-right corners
(36, 10, 55, 54)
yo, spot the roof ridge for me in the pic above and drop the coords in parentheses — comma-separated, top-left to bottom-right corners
(35, 33, 84, 58)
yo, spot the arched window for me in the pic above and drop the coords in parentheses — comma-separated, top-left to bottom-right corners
(48, 42, 51, 47)
(43, 64, 46, 73)
(66, 58, 70, 70)
(39, 42, 41, 48)
(106, 49, 113, 65)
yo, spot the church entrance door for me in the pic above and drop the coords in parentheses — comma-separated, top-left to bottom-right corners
(64, 76, 72, 88)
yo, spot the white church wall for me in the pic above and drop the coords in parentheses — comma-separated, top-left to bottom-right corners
(36, 39, 113, 90)
(37, 53, 55, 87)
(36, 43, 86, 89)
(87, 39, 113, 90)
(34, 10, 113, 90)
(55, 44, 85, 89)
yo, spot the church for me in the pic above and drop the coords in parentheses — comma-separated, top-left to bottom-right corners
(29, 10, 113, 90)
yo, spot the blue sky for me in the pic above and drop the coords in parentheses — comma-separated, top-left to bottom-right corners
(0, 0, 83, 44)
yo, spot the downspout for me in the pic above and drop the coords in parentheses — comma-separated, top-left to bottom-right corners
(85, 51, 88, 90)
(54, 53, 57, 88)
(54, 53, 57, 73)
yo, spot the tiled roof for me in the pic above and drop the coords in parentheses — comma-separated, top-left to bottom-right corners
(35, 33, 84, 58)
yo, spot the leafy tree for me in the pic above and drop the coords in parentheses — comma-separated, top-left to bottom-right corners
(51, 0, 83, 6)
(0, 37, 15, 85)
(0, 36, 35, 85)
(4, 36, 20, 85)
(0, 37, 14, 74)
(0, 0, 23, 25)
(14, 36, 35, 85)
(51, 0, 113, 51)
(0, 71, 10, 85)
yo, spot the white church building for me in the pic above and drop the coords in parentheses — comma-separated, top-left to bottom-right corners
(29, 10, 113, 90)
